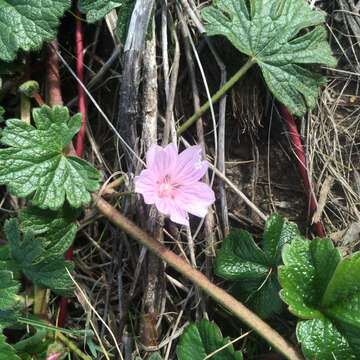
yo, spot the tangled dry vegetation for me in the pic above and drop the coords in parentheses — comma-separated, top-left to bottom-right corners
(33, 0, 359, 358)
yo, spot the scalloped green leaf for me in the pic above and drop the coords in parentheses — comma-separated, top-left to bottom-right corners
(201, 0, 337, 116)
(177, 319, 242, 360)
(78, 0, 123, 22)
(0, 0, 71, 62)
(279, 238, 360, 359)
(5, 219, 74, 296)
(0, 335, 20, 360)
(19, 203, 80, 256)
(0, 105, 100, 210)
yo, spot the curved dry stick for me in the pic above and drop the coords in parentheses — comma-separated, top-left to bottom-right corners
(94, 195, 304, 360)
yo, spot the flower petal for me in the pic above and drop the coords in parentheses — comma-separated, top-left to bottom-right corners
(134, 169, 157, 204)
(155, 197, 189, 225)
(173, 146, 208, 184)
(174, 181, 215, 218)
(147, 143, 178, 178)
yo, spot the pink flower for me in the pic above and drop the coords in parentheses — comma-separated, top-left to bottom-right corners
(47, 353, 61, 360)
(135, 143, 215, 225)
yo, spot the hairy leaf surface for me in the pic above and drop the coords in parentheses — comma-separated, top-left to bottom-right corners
(279, 238, 360, 359)
(201, 0, 337, 115)
(0, 105, 100, 210)
(0, 0, 71, 61)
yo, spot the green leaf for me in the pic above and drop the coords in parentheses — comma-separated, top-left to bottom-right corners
(279, 238, 360, 359)
(263, 213, 300, 266)
(232, 273, 283, 319)
(0, 270, 19, 310)
(0, 105, 100, 210)
(201, 0, 337, 116)
(177, 319, 242, 360)
(215, 230, 269, 280)
(117, 0, 136, 44)
(79, 0, 123, 22)
(215, 214, 299, 318)
(0, 106, 4, 123)
(0, 0, 71, 62)
(0, 309, 19, 332)
(19, 203, 80, 256)
(0, 335, 20, 360)
(6, 219, 74, 296)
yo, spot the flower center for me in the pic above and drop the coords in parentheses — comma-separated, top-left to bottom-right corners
(158, 175, 179, 198)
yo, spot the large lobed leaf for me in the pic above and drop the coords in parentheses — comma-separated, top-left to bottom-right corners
(215, 213, 299, 318)
(5, 219, 74, 296)
(201, 0, 337, 116)
(177, 319, 242, 360)
(0, 0, 71, 62)
(0, 105, 100, 210)
(279, 238, 360, 359)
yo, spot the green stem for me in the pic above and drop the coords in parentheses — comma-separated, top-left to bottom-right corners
(33, 286, 48, 318)
(176, 57, 256, 135)
(55, 331, 92, 360)
(94, 195, 304, 360)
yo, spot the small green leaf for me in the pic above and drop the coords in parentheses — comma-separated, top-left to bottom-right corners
(0, 270, 19, 310)
(279, 238, 360, 359)
(0, 335, 20, 360)
(5, 219, 74, 296)
(0, 0, 71, 62)
(148, 353, 162, 360)
(19, 203, 80, 256)
(263, 213, 300, 266)
(201, 0, 337, 116)
(0, 105, 100, 210)
(79, 0, 124, 22)
(177, 319, 242, 360)
(215, 230, 269, 280)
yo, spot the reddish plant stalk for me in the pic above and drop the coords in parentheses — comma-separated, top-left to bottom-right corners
(58, 3, 86, 328)
(280, 104, 325, 238)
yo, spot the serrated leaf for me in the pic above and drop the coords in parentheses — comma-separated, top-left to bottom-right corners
(5, 219, 74, 296)
(263, 213, 300, 266)
(297, 317, 355, 360)
(19, 203, 80, 256)
(79, 0, 123, 23)
(215, 230, 269, 280)
(0, 105, 100, 210)
(232, 273, 283, 319)
(0, 335, 20, 360)
(177, 319, 242, 360)
(201, 0, 337, 116)
(0, 246, 21, 279)
(279, 238, 360, 359)
(215, 214, 298, 319)
(0, 0, 71, 62)
(0, 270, 19, 310)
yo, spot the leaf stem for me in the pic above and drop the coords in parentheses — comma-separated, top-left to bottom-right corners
(176, 57, 256, 135)
(33, 286, 48, 319)
(55, 331, 91, 360)
(94, 195, 305, 360)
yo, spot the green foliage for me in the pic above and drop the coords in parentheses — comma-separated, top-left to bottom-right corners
(0, 0, 71, 62)
(136, 353, 162, 360)
(201, 0, 337, 116)
(279, 238, 360, 359)
(0, 335, 20, 360)
(117, 0, 136, 44)
(177, 319, 242, 360)
(0, 106, 4, 122)
(215, 214, 300, 318)
(0, 105, 100, 210)
(19, 203, 80, 256)
(79, 0, 124, 22)
(6, 219, 74, 296)
(0, 271, 19, 311)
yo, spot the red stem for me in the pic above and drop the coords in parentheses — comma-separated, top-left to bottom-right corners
(280, 104, 325, 238)
(58, 2, 86, 328)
